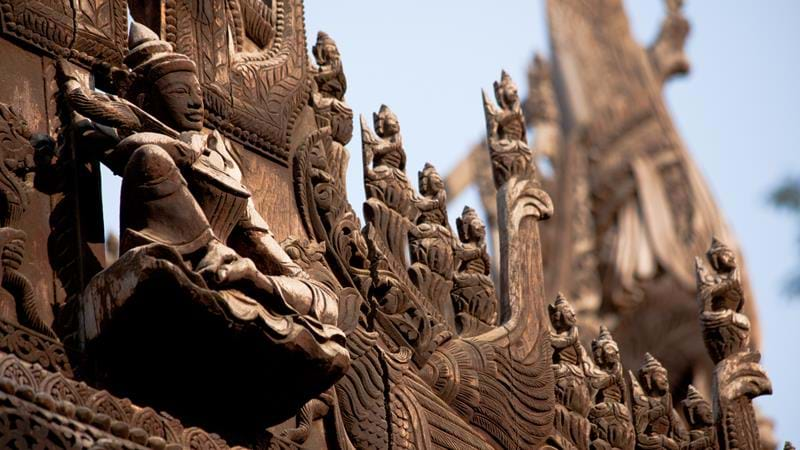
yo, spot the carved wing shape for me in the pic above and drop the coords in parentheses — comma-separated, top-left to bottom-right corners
(359, 114, 380, 170)
(627, 370, 650, 434)
(481, 89, 500, 140)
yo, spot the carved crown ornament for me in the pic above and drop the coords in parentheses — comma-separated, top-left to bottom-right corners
(0, 0, 784, 449)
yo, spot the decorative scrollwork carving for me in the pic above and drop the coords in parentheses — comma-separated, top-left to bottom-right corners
(0, 318, 71, 376)
(0, 104, 56, 339)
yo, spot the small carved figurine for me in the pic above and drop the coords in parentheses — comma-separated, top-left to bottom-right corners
(451, 206, 497, 333)
(310, 30, 352, 184)
(588, 326, 634, 450)
(361, 105, 417, 220)
(629, 353, 688, 450)
(482, 70, 533, 188)
(549, 293, 593, 450)
(681, 385, 716, 450)
(695, 237, 772, 450)
(695, 237, 749, 363)
(416, 162, 447, 226)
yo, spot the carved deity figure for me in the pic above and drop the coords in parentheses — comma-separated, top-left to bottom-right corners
(408, 164, 453, 276)
(629, 353, 688, 450)
(0, 106, 54, 338)
(588, 326, 634, 450)
(695, 237, 749, 363)
(60, 22, 349, 404)
(310, 31, 352, 186)
(451, 206, 497, 332)
(681, 385, 716, 450)
(482, 70, 533, 188)
(695, 237, 772, 450)
(549, 293, 593, 450)
(416, 162, 447, 226)
(312, 31, 346, 103)
(361, 105, 416, 219)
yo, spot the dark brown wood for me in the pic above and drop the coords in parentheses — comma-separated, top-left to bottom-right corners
(0, 1, 779, 449)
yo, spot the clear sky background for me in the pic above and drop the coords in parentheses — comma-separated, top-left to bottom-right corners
(102, 0, 799, 441)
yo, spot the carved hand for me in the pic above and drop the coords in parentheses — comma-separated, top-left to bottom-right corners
(647, 404, 667, 421)
(0, 227, 26, 271)
(197, 239, 274, 295)
(55, 59, 82, 90)
(661, 436, 681, 450)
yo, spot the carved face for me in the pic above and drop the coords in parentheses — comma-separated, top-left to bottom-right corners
(647, 369, 669, 394)
(594, 342, 619, 368)
(500, 83, 519, 109)
(375, 112, 400, 138)
(467, 217, 485, 242)
(421, 170, 444, 196)
(693, 402, 713, 425)
(551, 303, 576, 332)
(318, 42, 339, 65)
(715, 248, 736, 272)
(151, 70, 204, 131)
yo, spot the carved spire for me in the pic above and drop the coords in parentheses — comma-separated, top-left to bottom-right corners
(649, 0, 690, 84)
(525, 53, 559, 126)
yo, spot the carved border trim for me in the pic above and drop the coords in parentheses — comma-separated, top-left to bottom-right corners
(0, 318, 73, 377)
(0, 0, 126, 72)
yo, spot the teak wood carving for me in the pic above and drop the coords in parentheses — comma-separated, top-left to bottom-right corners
(443, 1, 775, 444)
(0, 0, 783, 449)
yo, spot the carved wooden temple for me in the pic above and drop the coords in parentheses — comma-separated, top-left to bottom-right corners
(0, 0, 784, 449)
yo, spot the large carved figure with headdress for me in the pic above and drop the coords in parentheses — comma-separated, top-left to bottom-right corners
(58, 21, 349, 438)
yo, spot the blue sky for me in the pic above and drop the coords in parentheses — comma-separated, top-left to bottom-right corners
(102, 0, 799, 440)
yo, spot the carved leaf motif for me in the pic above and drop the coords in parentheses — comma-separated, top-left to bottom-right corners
(0, 356, 37, 389)
(182, 427, 228, 449)
(39, 372, 82, 405)
(131, 407, 181, 442)
(87, 390, 130, 422)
